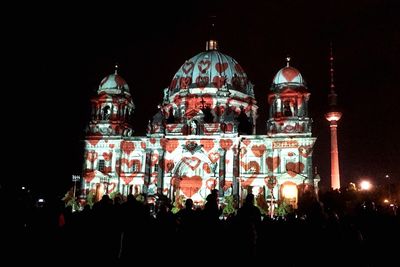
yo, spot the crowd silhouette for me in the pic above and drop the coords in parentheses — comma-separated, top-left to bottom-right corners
(3, 186, 399, 266)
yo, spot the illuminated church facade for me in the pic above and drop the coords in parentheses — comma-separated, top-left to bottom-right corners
(81, 39, 317, 206)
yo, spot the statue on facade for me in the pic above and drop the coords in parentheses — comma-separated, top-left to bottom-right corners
(190, 120, 198, 135)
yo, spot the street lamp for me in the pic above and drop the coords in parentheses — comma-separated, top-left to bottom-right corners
(385, 174, 391, 200)
(72, 175, 81, 199)
(360, 180, 372, 191)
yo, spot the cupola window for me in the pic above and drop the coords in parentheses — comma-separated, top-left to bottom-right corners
(102, 106, 111, 120)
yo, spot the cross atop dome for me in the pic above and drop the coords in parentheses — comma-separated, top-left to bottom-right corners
(206, 15, 218, 51)
(114, 63, 119, 75)
(286, 56, 291, 67)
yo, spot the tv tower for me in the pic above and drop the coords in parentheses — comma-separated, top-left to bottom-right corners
(325, 42, 342, 190)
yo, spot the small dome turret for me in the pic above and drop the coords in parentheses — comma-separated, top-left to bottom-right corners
(272, 57, 306, 91)
(98, 66, 130, 95)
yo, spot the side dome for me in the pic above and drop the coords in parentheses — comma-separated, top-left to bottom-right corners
(271, 58, 306, 91)
(168, 49, 254, 96)
(98, 72, 130, 95)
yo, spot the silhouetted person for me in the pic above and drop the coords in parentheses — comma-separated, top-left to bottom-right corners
(236, 193, 261, 258)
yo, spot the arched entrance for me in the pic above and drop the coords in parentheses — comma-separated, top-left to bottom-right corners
(170, 153, 216, 204)
(280, 181, 298, 208)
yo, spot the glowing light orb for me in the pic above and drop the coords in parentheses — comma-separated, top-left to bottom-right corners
(360, 180, 372, 191)
(282, 184, 297, 199)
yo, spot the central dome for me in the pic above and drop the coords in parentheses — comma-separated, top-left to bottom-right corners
(168, 49, 254, 96)
(154, 41, 258, 136)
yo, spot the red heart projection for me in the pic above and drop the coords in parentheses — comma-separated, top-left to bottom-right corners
(198, 60, 211, 73)
(208, 152, 220, 163)
(121, 141, 135, 154)
(120, 171, 143, 184)
(109, 144, 115, 149)
(213, 76, 226, 88)
(150, 138, 156, 144)
(286, 162, 305, 177)
(240, 161, 259, 186)
(84, 171, 96, 183)
(215, 62, 228, 73)
(242, 139, 251, 146)
(107, 182, 116, 193)
(299, 146, 312, 157)
(203, 163, 211, 173)
(180, 176, 202, 197)
(87, 139, 100, 146)
(195, 76, 209, 88)
(241, 161, 260, 173)
(240, 176, 256, 188)
(251, 145, 266, 158)
(121, 175, 134, 185)
(182, 61, 194, 74)
(288, 152, 294, 157)
(200, 140, 214, 152)
(161, 139, 179, 153)
(121, 159, 141, 169)
(164, 159, 174, 173)
(266, 156, 281, 171)
(220, 139, 233, 150)
(180, 77, 191, 89)
(182, 156, 202, 170)
(282, 67, 298, 82)
(103, 152, 112, 161)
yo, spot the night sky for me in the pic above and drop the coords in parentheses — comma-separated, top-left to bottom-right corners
(8, 0, 399, 198)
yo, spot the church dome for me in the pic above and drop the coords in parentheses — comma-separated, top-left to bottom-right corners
(168, 47, 254, 96)
(98, 71, 130, 95)
(272, 58, 306, 91)
(157, 40, 258, 130)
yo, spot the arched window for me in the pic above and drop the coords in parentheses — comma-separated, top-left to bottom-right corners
(283, 101, 292, 117)
(102, 106, 111, 120)
(202, 106, 214, 123)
